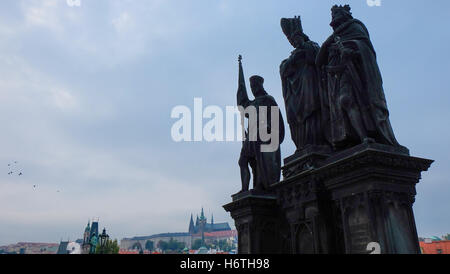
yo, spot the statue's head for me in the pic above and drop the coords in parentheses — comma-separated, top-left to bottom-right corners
(281, 17, 309, 49)
(330, 4, 353, 29)
(249, 75, 266, 97)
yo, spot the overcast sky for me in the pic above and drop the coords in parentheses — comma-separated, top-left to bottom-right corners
(0, 0, 449, 245)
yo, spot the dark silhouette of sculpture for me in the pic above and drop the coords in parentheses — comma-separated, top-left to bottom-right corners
(316, 5, 399, 149)
(226, 5, 433, 255)
(280, 17, 329, 152)
(237, 55, 285, 192)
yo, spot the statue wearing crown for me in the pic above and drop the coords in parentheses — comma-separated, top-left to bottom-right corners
(225, 5, 432, 256)
(280, 16, 329, 152)
(316, 5, 400, 149)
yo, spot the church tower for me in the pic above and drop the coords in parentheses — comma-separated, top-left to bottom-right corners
(199, 208, 207, 245)
(82, 221, 91, 254)
(89, 220, 99, 254)
(189, 214, 195, 234)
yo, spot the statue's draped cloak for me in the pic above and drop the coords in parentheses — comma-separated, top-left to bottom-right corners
(280, 41, 326, 150)
(325, 19, 398, 146)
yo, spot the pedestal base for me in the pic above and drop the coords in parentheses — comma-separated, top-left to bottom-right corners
(223, 190, 290, 254)
(225, 143, 433, 254)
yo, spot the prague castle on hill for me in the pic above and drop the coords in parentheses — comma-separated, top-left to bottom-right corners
(120, 208, 236, 251)
(188, 208, 231, 235)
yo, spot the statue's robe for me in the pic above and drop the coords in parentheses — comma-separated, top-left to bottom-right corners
(280, 40, 327, 151)
(238, 90, 285, 190)
(319, 19, 399, 147)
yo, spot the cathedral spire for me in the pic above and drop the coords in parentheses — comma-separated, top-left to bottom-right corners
(85, 220, 91, 232)
(200, 207, 206, 221)
(189, 214, 195, 234)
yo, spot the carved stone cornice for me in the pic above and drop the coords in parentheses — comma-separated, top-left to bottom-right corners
(320, 153, 432, 193)
(274, 178, 325, 210)
(282, 145, 331, 178)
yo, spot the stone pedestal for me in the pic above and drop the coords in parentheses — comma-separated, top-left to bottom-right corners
(225, 143, 433, 254)
(318, 143, 433, 254)
(282, 145, 331, 178)
(272, 171, 337, 254)
(223, 190, 290, 254)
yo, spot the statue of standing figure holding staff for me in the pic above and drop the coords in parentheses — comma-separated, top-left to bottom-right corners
(237, 55, 285, 192)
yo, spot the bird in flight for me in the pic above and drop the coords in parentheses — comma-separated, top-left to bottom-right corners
(18, 172, 23, 176)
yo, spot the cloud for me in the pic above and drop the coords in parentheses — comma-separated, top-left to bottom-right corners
(0, 0, 449, 246)
(7, 0, 196, 69)
(21, 0, 62, 31)
(112, 12, 134, 34)
(0, 54, 79, 113)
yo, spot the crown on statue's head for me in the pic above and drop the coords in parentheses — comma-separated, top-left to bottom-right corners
(331, 4, 352, 15)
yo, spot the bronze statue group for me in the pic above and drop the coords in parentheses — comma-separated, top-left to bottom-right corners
(237, 5, 400, 193)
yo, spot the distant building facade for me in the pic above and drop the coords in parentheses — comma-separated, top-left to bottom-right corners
(189, 208, 231, 235)
(121, 232, 194, 251)
(120, 208, 234, 251)
(56, 241, 82, 254)
(0, 243, 59, 254)
(420, 235, 450, 254)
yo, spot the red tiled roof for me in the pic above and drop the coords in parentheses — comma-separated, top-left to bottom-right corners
(420, 240, 450, 254)
(119, 249, 153, 254)
(119, 250, 140, 254)
(17, 243, 59, 246)
(204, 230, 237, 238)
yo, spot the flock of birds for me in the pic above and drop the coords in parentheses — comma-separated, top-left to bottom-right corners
(7, 161, 22, 176)
(7, 161, 61, 193)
